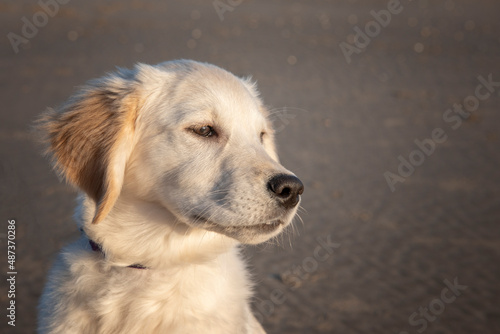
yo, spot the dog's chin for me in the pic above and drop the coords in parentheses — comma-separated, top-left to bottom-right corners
(190, 216, 289, 244)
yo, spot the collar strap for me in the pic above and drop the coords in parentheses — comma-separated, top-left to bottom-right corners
(87, 238, 148, 270)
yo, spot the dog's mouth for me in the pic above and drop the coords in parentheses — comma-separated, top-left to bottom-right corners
(246, 219, 284, 232)
(192, 215, 284, 234)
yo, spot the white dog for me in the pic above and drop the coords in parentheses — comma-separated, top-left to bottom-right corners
(37, 60, 303, 334)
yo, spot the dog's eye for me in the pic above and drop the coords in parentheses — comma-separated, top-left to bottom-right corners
(193, 125, 216, 137)
(260, 131, 265, 143)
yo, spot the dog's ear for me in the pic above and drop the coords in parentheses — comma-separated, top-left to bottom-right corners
(37, 68, 143, 224)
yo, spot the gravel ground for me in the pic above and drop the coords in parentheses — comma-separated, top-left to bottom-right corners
(1, 0, 499, 333)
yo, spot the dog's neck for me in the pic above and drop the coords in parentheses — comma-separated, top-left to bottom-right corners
(77, 194, 239, 270)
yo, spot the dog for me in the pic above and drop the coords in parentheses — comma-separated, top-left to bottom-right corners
(37, 60, 304, 334)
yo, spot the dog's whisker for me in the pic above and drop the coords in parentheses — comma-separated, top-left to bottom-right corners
(297, 205, 308, 214)
(295, 212, 305, 228)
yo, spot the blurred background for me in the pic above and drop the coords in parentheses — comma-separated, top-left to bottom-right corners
(1, 0, 499, 333)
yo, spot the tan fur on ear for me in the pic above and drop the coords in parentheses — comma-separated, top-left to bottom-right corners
(37, 69, 143, 224)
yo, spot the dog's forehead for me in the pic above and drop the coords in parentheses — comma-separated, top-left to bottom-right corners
(160, 64, 267, 128)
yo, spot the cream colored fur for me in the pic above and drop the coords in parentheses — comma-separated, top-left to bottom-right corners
(37, 60, 301, 334)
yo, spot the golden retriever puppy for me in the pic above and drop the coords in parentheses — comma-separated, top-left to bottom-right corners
(37, 60, 303, 334)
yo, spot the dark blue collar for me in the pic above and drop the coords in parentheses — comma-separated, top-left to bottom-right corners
(85, 233, 148, 270)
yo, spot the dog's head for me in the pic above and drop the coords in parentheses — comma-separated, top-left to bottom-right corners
(38, 60, 303, 244)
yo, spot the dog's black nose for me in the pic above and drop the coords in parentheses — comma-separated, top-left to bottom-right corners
(267, 174, 304, 209)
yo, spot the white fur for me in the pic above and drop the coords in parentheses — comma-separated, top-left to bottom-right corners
(38, 60, 301, 334)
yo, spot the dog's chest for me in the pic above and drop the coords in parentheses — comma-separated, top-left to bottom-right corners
(93, 254, 251, 333)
